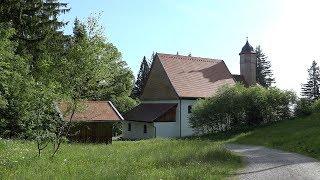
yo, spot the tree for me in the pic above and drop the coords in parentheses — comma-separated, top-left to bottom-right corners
(131, 56, 151, 98)
(255, 46, 275, 87)
(0, 24, 33, 138)
(50, 16, 136, 155)
(0, 23, 60, 142)
(73, 18, 88, 43)
(0, 0, 70, 79)
(301, 61, 320, 101)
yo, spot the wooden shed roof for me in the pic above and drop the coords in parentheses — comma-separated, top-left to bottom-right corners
(56, 101, 123, 122)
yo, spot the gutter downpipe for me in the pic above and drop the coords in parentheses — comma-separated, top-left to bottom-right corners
(153, 124, 157, 138)
(179, 98, 182, 138)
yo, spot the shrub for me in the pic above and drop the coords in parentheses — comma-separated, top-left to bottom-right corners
(312, 99, 320, 113)
(189, 84, 296, 134)
(294, 98, 313, 117)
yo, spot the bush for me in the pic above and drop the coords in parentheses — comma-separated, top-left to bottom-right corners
(312, 99, 320, 113)
(190, 84, 296, 134)
(294, 98, 313, 117)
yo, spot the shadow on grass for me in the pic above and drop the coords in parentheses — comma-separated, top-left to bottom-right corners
(154, 148, 242, 176)
(155, 149, 236, 166)
(182, 119, 297, 142)
(180, 127, 255, 142)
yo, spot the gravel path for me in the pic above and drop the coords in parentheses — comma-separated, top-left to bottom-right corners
(226, 144, 320, 180)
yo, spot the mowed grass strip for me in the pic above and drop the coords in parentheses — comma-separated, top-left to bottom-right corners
(0, 138, 242, 179)
(232, 113, 320, 159)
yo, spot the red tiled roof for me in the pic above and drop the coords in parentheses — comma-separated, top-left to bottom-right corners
(124, 103, 177, 122)
(56, 101, 123, 122)
(156, 53, 236, 98)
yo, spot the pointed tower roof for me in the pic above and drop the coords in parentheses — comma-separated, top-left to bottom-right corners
(239, 40, 255, 55)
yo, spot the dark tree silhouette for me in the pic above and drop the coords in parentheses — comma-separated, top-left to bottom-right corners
(301, 60, 320, 101)
(131, 56, 151, 98)
(255, 46, 275, 87)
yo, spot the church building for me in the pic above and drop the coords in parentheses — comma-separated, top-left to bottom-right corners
(123, 40, 257, 139)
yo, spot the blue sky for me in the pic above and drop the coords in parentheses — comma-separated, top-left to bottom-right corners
(60, 0, 320, 94)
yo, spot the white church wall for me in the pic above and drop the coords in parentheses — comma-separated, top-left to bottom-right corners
(122, 99, 198, 140)
(154, 122, 179, 138)
(143, 100, 181, 138)
(122, 121, 155, 140)
(180, 99, 197, 137)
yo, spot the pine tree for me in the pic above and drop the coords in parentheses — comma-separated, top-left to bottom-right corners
(73, 18, 88, 43)
(301, 61, 320, 101)
(255, 46, 275, 87)
(131, 56, 151, 98)
(0, 0, 70, 78)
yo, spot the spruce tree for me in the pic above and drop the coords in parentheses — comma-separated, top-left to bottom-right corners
(131, 56, 151, 98)
(255, 46, 275, 87)
(301, 61, 320, 101)
(0, 0, 70, 78)
(73, 18, 88, 43)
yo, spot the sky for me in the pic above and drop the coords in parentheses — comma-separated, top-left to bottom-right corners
(60, 0, 320, 95)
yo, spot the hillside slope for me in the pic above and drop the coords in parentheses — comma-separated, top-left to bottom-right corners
(232, 113, 320, 159)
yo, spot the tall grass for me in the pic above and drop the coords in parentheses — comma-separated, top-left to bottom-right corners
(0, 138, 242, 179)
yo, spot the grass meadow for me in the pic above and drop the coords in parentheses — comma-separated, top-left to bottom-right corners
(3, 113, 319, 179)
(232, 113, 320, 159)
(0, 138, 242, 179)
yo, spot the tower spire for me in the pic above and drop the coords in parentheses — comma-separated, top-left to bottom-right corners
(239, 39, 257, 86)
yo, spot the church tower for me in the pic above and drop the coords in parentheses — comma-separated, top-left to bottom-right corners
(239, 39, 257, 86)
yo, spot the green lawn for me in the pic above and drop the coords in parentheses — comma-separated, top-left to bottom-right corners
(231, 113, 320, 159)
(0, 138, 242, 179)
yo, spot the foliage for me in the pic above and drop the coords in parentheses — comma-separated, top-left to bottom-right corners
(0, 0, 70, 79)
(0, 10, 136, 156)
(0, 24, 60, 143)
(0, 138, 242, 179)
(190, 84, 295, 134)
(294, 98, 313, 117)
(0, 24, 33, 138)
(232, 113, 320, 160)
(312, 99, 320, 113)
(301, 60, 320, 101)
(255, 46, 275, 87)
(58, 16, 136, 114)
(44, 16, 136, 155)
(131, 56, 151, 98)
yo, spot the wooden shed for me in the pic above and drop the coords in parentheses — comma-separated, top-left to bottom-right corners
(56, 101, 123, 143)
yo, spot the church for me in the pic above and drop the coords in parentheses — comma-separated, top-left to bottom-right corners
(123, 40, 257, 140)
